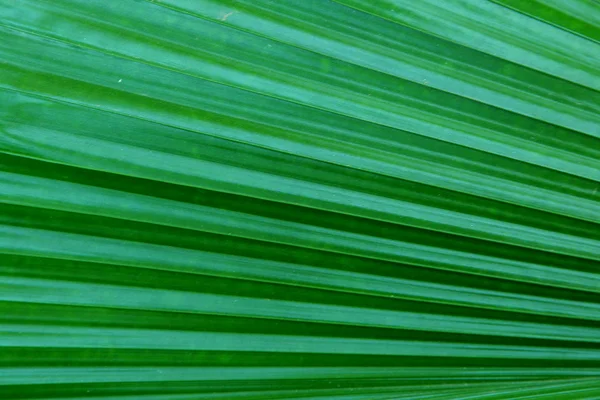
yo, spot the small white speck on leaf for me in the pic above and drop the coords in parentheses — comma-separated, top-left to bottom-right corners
(118, 79, 122, 83)
(220, 10, 237, 21)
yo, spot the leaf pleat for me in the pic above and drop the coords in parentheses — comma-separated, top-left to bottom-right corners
(1, 0, 600, 398)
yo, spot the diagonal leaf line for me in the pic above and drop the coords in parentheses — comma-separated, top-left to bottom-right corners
(3, 21, 598, 184)
(2, 0, 600, 394)
(330, 0, 600, 94)
(142, 0, 600, 135)
(489, 0, 600, 46)
(4, 80, 600, 242)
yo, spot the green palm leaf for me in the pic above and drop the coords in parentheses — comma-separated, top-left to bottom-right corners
(1, 0, 600, 398)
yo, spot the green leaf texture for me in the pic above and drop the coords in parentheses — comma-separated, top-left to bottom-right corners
(1, 0, 600, 398)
